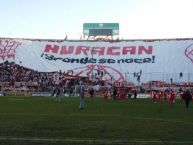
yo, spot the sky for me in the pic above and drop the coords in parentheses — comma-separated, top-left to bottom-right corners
(0, 0, 193, 40)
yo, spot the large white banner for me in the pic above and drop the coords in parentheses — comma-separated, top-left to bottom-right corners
(0, 38, 193, 83)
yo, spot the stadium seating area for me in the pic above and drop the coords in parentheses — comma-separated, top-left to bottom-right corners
(1, 61, 192, 100)
(0, 61, 106, 95)
(1, 61, 48, 92)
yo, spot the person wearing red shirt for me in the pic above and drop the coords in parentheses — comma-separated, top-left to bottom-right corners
(169, 90, 175, 105)
(152, 91, 157, 104)
(162, 91, 167, 102)
(119, 89, 126, 101)
(103, 88, 108, 100)
(179, 88, 184, 101)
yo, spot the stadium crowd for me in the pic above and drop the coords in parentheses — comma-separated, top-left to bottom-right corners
(0, 61, 81, 93)
(0, 61, 192, 103)
(0, 61, 139, 99)
(0, 61, 105, 95)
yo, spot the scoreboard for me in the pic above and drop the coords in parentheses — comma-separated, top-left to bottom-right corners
(89, 29, 112, 36)
(83, 23, 119, 36)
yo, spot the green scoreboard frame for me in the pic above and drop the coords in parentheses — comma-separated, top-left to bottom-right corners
(83, 23, 119, 36)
